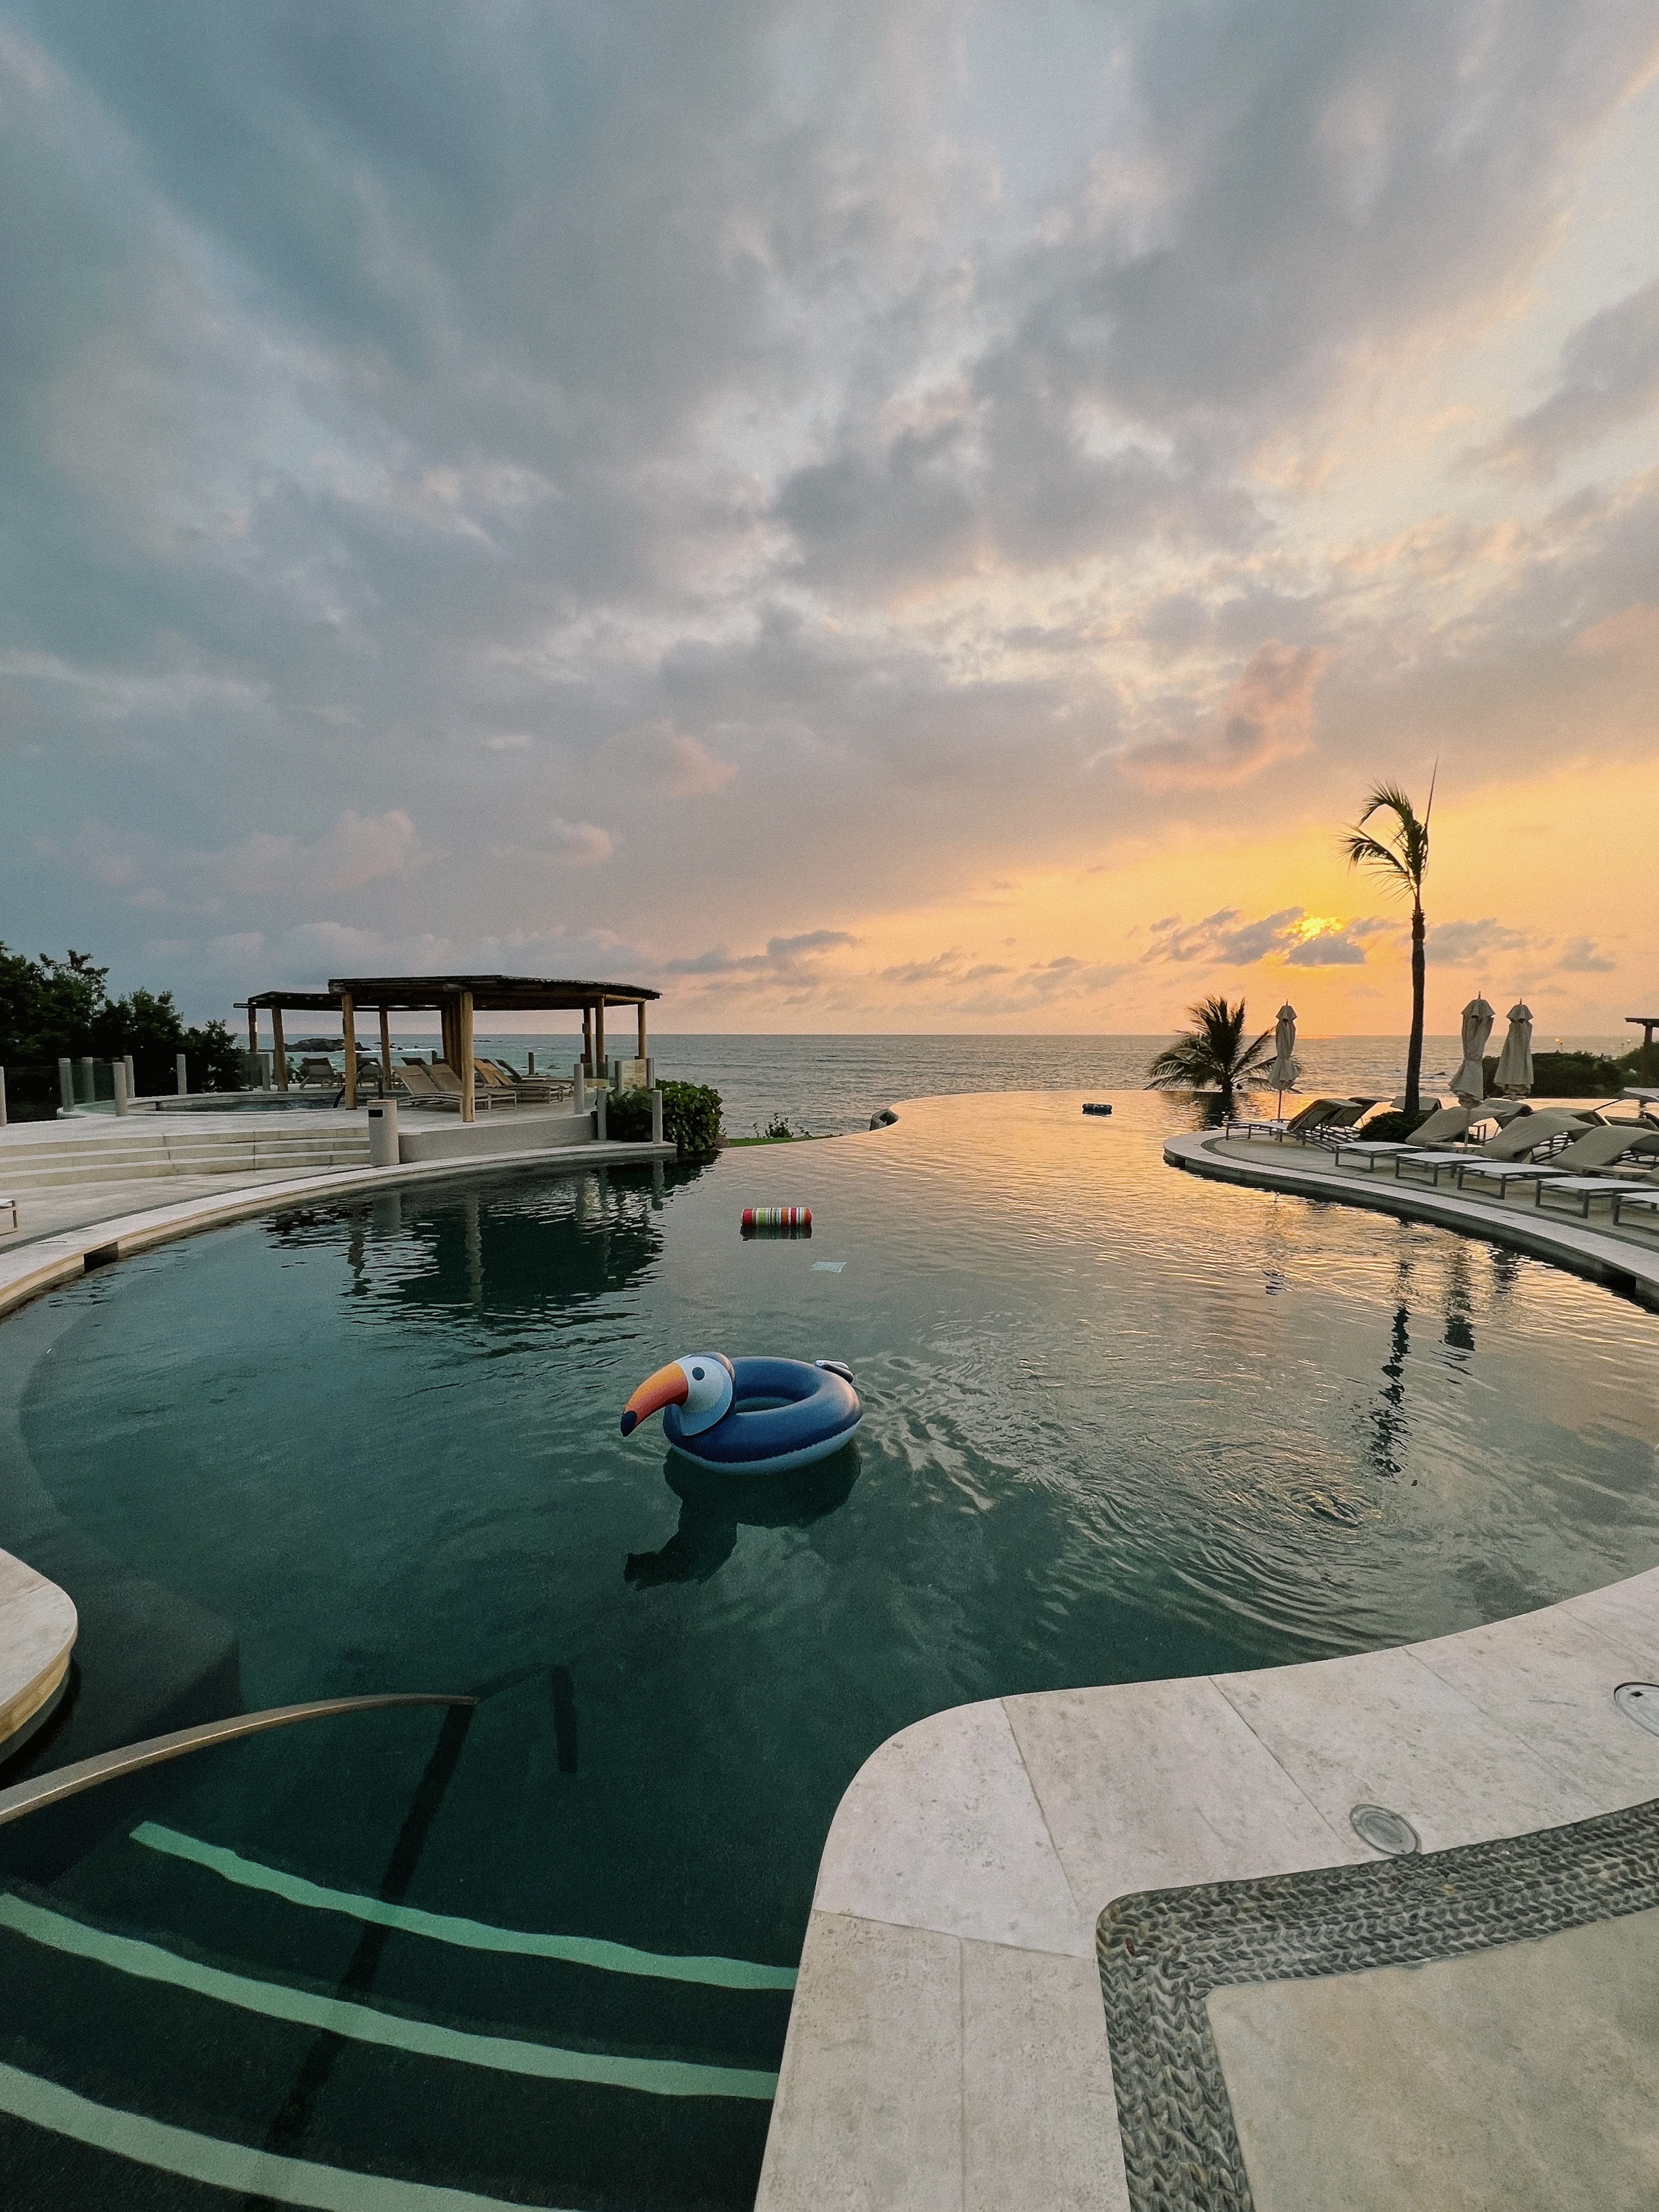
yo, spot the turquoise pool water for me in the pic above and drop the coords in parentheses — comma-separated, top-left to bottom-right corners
(1, 1091, 1656, 2208)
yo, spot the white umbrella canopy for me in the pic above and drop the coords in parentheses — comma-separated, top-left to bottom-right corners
(1450, 994, 1496, 1104)
(1494, 1001, 1534, 1095)
(1268, 1002, 1298, 1095)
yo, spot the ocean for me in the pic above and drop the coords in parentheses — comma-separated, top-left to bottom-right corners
(359, 1031, 1634, 1139)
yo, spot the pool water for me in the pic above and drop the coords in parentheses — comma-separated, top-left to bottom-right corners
(1, 1091, 1656, 2209)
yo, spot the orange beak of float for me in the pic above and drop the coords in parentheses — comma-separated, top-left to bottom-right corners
(620, 1361, 690, 1437)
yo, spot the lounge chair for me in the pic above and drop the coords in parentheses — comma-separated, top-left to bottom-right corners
(1536, 1172, 1659, 1221)
(1335, 1104, 1475, 1173)
(1304, 1101, 1382, 1148)
(1456, 1120, 1653, 1199)
(473, 1059, 522, 1101)
(1612, 1189, 1659, 1238)
(475, 1055, 569, 1105)
(0, 1194, 16, 1237)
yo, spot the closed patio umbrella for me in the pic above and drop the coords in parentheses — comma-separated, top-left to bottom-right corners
(1450, 994, 1495, 1104)
(1268, 1003, 1298, 1116)
(1494, 1001, 1534, 1096)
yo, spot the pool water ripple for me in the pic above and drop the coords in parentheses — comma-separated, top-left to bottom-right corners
(0, 1089, 1656, 2209)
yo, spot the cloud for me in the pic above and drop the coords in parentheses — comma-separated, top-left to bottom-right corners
(1425, 917, 1529, 965)
(1285, 929, 1368, 967)
(218, 811, 430, 896)
(0, 5, 1654, 1024)
(1555, 935, 1617, 972)
(1144, 904, 1392, 970)
(1144, 906, 1306, 964)
(1473, 279, 1659, 479)
(543, 818, 615, 865)
(1120, 644, 1330, 792)
(665, 929, 857, 978)
(601, 718, 736, 796)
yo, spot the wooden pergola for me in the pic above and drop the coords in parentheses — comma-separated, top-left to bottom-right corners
(237, 974, 660, 1120)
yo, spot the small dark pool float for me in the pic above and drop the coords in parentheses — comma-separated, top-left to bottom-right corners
(620, 1353, 861, 1474)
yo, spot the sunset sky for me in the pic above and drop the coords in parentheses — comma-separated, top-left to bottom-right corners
(3, 3, 1656, 1035)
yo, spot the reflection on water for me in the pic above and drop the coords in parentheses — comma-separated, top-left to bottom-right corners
(625, 1449, 862, 1588)
(1, 1091, 1656, 2211)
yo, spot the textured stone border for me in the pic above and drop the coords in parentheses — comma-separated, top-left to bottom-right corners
(1165, 1131, 1659, 1309)
(1096, 1793, 1659, 2212)
(0, 1135, 676, 1324)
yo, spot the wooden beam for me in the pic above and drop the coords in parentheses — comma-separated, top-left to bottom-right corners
(594, 996, 606, 1078)
(272, 1006, 288, 1091)
(459, 990, 475, 1123)
(341, 993, 357, 1109)
(247, 1005, 258, 1054)
(582, 1005, 591, 1073)
(636, 1001, 648, 1059)
(379, 1005, 393, 1087)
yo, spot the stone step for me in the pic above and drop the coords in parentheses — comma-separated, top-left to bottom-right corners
(0, 1140, 370, 1191)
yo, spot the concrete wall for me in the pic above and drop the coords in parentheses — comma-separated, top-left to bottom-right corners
(397, 1108, 595, 1164)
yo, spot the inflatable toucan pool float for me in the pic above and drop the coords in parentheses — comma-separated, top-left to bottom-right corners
(620, 1353, 861, 1474)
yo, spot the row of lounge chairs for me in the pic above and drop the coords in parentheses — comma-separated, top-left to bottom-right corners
(1238, 1095, 1659, 1239)
(396, 1058, 574, 1110)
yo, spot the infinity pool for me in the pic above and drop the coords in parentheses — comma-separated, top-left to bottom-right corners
(1, 1092, 1656, 2209)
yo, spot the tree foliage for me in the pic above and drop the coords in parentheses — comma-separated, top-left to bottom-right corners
(1146, 996, 1274, 1101)
(0, 942, 246, 1094)
(1343, 775, 1434, 1114)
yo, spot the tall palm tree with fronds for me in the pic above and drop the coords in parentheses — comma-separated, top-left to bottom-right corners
(1343, 775, 1434, 1115)
(1147, 995, 1274, 1112)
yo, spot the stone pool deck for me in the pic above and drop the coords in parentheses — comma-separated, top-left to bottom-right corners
(0, 1547, 76, 1757)
(756, 1124, 1659, 2211)
(757, 1570, 1659, 2211)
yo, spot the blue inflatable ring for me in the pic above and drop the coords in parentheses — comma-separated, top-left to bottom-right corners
(665, 1357, 861, 1475)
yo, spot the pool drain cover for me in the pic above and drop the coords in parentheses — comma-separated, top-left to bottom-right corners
(1614, 1683, 1659, 1739)
(1350, 1802, 1420, 1855)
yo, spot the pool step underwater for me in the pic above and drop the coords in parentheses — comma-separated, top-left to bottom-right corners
(0, 1817, 793, 2212)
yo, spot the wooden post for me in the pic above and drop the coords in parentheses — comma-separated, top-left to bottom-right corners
(581, 1005, 592, 1074)
(246, 1005, 258, 1054)
(440, 997, 456, 1072)
(636, 1002, 648, 1060)
(459, 991, 475, 1123)
(341, 993, 358, 1109)
(272, 1006, 288, 1090)
(594, 997, 606, 1081)
(379, 1005, 393, 1088)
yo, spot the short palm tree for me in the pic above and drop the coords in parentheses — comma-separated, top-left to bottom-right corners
(1342, 777, 1433, 1115)
(1147, 995, 1274, 1110)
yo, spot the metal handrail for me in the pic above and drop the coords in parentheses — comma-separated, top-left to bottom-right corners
(0, 1694, 476, 1828)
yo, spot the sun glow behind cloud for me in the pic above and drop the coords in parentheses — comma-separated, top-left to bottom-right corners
(1, 1, 1654, 1032)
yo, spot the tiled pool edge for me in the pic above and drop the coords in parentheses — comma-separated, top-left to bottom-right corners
(0, 1136, 676, 1324)
(756, 1134, 1659, 2209)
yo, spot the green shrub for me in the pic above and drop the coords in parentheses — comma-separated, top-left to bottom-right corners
(1482, 1048, 1640, 1098)
(605, 1079, 722, 1158)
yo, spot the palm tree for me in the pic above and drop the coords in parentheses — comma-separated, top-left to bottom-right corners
(1147, 995, 1274, 1111)
(1342, 776, 1433, 1115)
